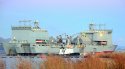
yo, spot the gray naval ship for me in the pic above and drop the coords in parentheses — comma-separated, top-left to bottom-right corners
(3, 20, 117, 56)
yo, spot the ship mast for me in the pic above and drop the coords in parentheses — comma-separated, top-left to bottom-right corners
(34, 20, 40, 29)
(89, 23, 95, 31)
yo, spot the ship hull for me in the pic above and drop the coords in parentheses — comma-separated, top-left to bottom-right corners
(3, 43, 117, 55)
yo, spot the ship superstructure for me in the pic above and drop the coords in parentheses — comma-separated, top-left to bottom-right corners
(74, 24, 117, 54)
(3, 20, 117, 56)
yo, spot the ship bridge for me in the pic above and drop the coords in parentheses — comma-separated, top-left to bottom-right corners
(11, 20, 49, 44)
(72, 24, 113, 46)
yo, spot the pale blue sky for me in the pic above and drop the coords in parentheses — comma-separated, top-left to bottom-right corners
(0, 0, 125, 47)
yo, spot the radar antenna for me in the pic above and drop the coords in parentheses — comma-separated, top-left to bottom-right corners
(19, 20, 32, 26)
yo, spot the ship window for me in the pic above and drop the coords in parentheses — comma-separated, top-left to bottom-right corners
(108, 32, 111, 34)
(100, 41, 107, 45)
(94, 41, 107, 45)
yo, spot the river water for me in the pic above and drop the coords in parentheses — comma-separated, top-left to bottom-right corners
(0, 56, 44, 69)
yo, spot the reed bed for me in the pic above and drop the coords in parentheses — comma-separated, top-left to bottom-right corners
(0, 59, 5, 69)
(1, 53, 125, 69)
(40, 53, 125, 69)
(16, 58, 32, 69)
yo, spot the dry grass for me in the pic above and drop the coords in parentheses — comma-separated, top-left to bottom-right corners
(40, 55, 73, 69)
(16, 58, 32, 69)
(0, 59, 5, 69)
(111, 53, 125, 69)
(40, 53, 125, 69)
(1, 52, 122, 69)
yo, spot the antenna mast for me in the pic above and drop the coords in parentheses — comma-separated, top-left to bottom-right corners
(34, 20, 40, 29)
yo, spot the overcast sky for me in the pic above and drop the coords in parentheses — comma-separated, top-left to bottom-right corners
(0, 0, 125, 47)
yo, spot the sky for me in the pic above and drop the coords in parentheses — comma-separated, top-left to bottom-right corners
(0, 0, 125, 47)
